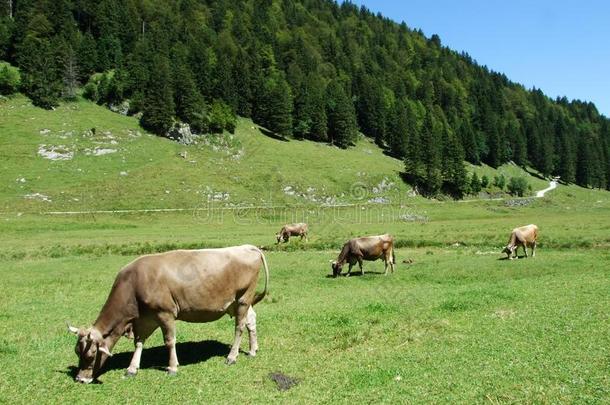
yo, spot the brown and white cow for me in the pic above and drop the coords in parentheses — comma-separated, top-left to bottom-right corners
(331, 234, 396, 277)
(67, 245, 269, 383)
(503, 224, 539, 259)
(276, 223, 308, 243)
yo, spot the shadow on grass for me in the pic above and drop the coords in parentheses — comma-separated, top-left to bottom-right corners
(497, 255, 528, 261)
(260, 127, 290, 142)
(325, 270, 387, 278)
(60, 340, 230, 382)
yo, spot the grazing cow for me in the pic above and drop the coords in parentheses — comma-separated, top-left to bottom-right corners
(68, 245, 269, 383)
(503, 224, 539, 259)
(331, 234, 396, 277)
(276, 223, 308, 243)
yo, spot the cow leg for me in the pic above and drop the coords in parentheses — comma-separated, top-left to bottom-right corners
(532, 241, 536, 257)
(227, 303, 248, 365)
(523, 244, 528, 258)
(157, 313, 179, 375)
(346, 263, 353, 277)
(358, 258, 364, 275)
(245, 306, 258, 356)
(126, 319, 157, 377)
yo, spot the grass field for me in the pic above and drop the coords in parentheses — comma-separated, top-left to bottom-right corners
(1, 95, 609, 403)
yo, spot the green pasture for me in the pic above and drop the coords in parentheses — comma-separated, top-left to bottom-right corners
(1, 192, 609, 403)
(1, 95, 609, 403)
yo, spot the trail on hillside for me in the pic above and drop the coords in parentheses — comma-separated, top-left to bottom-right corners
(457, 177, 559, 204)
(536, 177, 559, 197)
(16, 179, 560, 215)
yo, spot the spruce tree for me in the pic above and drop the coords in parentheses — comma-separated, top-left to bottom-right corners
(326, 79, 357, 148)
(18, 31, 62, 109)
(171, 45, 206, 132)
(140, 54, 175, 135)
(470, 173, 482, 194)
(420, 107, 443, 195)
(77, 31, 98, 82)
(256, 73, 293, 137)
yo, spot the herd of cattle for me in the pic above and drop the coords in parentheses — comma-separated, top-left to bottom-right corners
(68, 222, 539, 383)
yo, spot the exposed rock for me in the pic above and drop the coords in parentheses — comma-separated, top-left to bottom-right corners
(84, 147, 117, 156)
(24, 193, 51, 202)
(38, 144, 73, 160)
(108, 100, 130, 115)
(368, 196, 390, 204)
(166, 122, 195, 145)
(504, 198, 534, 207)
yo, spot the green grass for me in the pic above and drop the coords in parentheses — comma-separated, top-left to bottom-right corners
(1, 95, 609, 403)
(0, 245, 608, 403)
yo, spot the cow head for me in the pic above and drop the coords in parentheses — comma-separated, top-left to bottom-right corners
(502, 245, 515, 259)
(275, 233, 282, 244)
(330, 260, 342, 277)
(68, 325, 112, 383)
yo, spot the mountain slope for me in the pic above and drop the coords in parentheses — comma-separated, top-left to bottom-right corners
(1, 95, 414, 212)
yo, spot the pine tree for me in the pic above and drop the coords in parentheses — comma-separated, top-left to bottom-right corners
(171, 45, 206, 132)
(256, 73, 293, 137)
(140, 55, 175, 135)
(77, 31, 98, 82)
(470, 172, 481, 194)
(17, 20, 62, 109)
(442, 126, 468, 198)
(420, 107, 443, 195)
(326, 79, 357, 148)
(386, 101, 408, 158)
(60, 43, 79, 100)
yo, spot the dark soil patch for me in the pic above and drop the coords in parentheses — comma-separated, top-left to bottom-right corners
(269, 371, 299, 391)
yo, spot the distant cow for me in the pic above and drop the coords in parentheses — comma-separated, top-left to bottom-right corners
(276, 223, 308, 243)
(503, 224, 539, 259)
(68, 245, 269, 383)
(331, 234, 396, 277)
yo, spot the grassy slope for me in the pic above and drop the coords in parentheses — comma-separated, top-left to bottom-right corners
(1, 94, 557, 214)
(0, 95, 412, 212)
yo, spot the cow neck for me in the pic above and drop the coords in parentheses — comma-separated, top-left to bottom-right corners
(92, 280, 137, 350)
(336, 243, 350, 266)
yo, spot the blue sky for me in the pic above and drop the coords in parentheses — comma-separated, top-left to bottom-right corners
(348, 0, 610, 117)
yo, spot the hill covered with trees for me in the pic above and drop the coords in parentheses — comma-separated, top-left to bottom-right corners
(1, 0, 608, 196)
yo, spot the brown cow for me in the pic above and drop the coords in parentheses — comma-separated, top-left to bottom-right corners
(503, 224, 539, 259)
(67, 245, 269, 383)
(331, 234, 396, 277)
(276, 223, 308, 243)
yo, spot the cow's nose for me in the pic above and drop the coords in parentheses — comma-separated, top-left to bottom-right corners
(75, 376, 93, 384)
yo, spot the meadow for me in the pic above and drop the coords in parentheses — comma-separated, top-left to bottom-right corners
(1, 95, 609, 403)
(1, 187, 609, 403)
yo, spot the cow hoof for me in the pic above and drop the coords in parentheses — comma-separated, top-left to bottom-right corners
(225, 357, 236, 365)
(167, 369, 178, 376)
(124, 370, 137, 378)
(248, 351, 257, 357)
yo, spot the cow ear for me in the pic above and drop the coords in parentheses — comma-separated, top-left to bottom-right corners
(67, 323, 80, 335)
(98, 344, 112, 357)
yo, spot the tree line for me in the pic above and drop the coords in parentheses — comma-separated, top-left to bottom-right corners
(0, 0, 608, 196)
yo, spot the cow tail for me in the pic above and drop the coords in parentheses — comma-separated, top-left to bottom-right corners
(392, 248, 396, 265)
(253, 250, 269, 305)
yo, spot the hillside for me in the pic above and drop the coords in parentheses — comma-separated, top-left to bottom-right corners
(0, 94, 561, 213)
(1, 0, 608, 195)
(0, 94, 411, 212)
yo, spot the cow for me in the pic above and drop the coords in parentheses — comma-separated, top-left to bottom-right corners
(276, 223, 308, 243)
(503, 224, 539, 260)
(331, 234, 396, 277)
(67, 245, 269, 383)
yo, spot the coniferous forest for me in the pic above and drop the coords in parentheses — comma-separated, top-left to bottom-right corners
(1, 0, 609, 196)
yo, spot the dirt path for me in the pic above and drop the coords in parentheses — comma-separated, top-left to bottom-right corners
(10, 178, 561, 215)
(536, 177, 559, 197)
